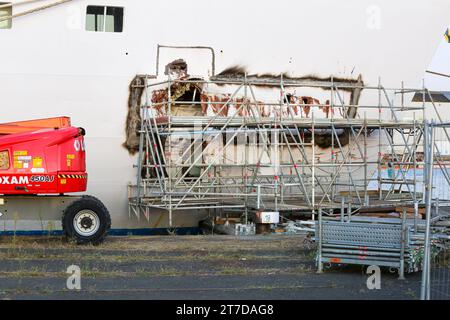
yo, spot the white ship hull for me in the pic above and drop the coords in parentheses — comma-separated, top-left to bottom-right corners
(0, 0, 448, 233)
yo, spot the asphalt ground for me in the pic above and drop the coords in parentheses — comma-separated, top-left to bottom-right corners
(0, 234, 423, 300)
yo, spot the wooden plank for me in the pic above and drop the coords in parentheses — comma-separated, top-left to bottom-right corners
(395, 207, 426, 215)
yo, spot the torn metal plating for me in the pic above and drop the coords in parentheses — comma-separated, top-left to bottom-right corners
(124, 64, 364, 155)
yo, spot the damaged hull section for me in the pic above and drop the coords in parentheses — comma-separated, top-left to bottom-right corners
(124, 70, 365, 154)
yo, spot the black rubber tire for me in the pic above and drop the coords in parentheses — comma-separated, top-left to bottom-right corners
(62, 195, 111, 245)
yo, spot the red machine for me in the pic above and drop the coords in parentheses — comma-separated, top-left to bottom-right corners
(0, 117, 110, 244)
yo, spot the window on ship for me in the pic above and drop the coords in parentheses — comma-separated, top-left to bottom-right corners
(0, 2, 12, 29)
(86, 5, 123, 33)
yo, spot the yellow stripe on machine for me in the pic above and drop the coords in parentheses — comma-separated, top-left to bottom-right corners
(58, 174, 87, 179)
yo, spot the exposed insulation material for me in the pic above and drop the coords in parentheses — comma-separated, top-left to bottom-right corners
(124, 75, 145, 154)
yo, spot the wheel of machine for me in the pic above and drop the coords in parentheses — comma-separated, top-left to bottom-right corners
(62, 195, 111, 245)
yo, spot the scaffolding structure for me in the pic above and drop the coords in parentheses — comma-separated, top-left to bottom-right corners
(316, 119, 450, 279)
(128, 75, 450, 227)
(421, 121, 450, 299)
